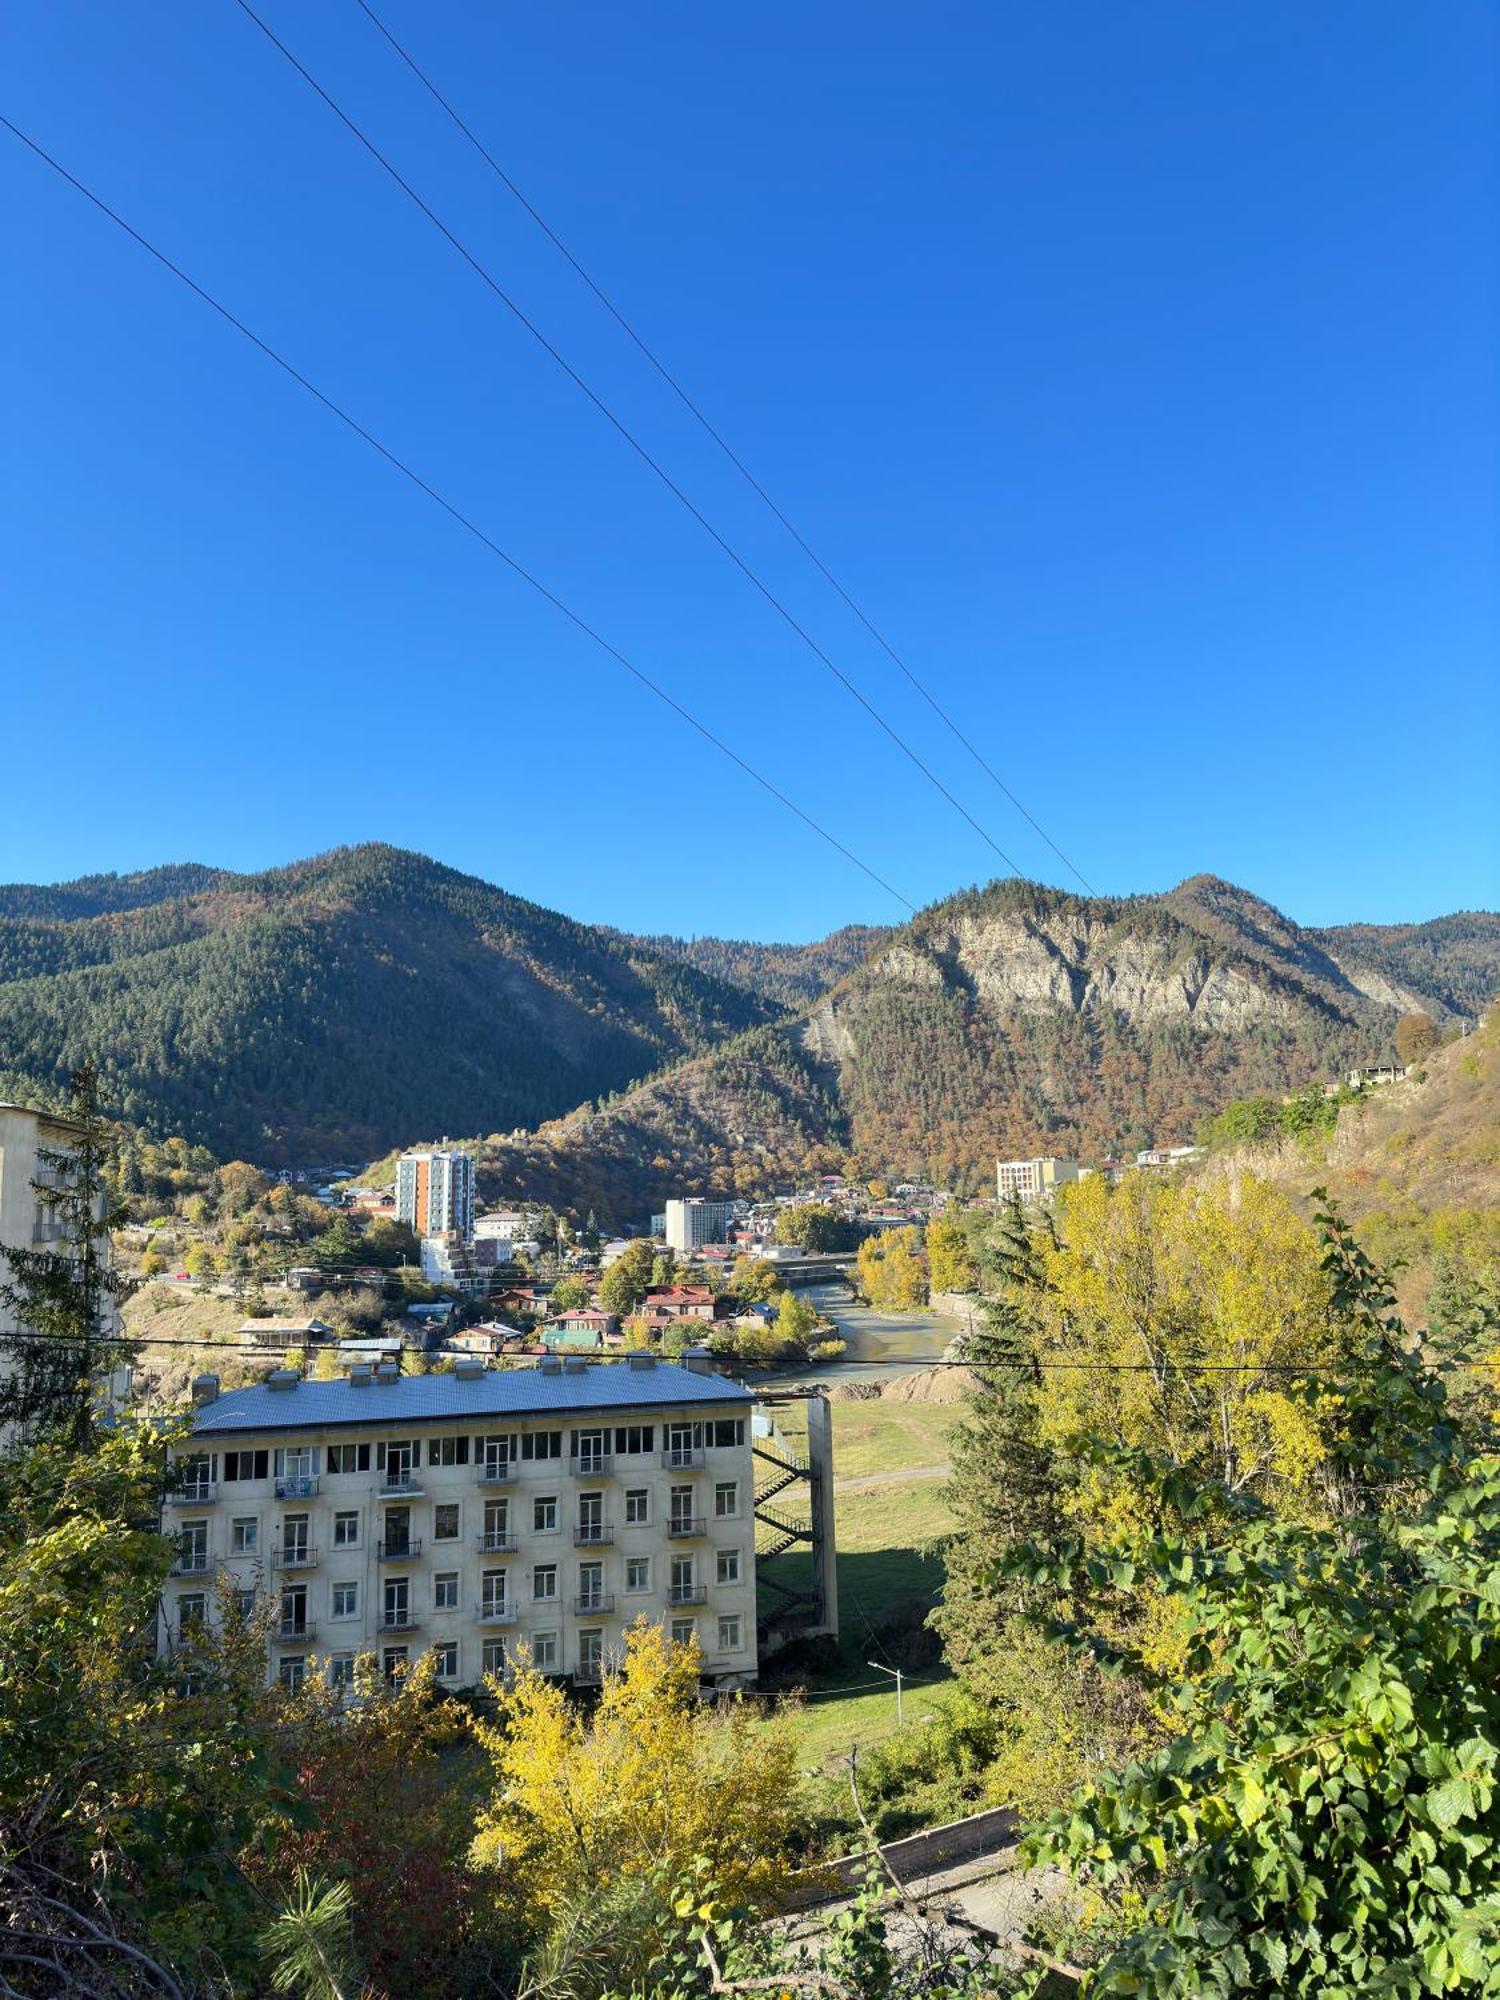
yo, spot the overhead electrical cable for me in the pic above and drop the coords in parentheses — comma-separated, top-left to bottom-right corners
(230, 0, 1029, 880)
(350, 0, 1096, 898)
(0, 114, 914, 915)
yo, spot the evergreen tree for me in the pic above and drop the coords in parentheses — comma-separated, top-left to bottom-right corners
(0, 1060, 137, 1451)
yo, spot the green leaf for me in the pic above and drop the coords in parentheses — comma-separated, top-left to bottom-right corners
(1426, 1778, 1473, 1830)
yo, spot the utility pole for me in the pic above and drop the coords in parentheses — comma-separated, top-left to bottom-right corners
(868, 1659, 904, 1726)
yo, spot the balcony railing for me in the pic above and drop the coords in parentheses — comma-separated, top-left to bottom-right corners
(378, 1613, 420, 1634)
(170, 1483, 217, 1506)
(667, 1516, 707, 1539)
(377, 1473, 424, 1498)
(376, 1538, 422, 1563)
(477, 1532, 519, 1554)
(477, 1463, 516, 1485)
(477, 1603, 517, 1625)
(574, 1661, 604, 1686)
(661, 1446, 704, 1471)
(569, 1454, 613, 1479)
(573, 1525, 613, 1547)
(275, 1475, 319, 1500)
(572, 1592, 615, 1615)
(277, 1622, 316, 1644)
(271, 1547, 319, 1571)
(171, 1553, 210, 1576)
(667, 1585, 707, 1606)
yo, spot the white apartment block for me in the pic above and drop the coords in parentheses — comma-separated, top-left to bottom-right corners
(995, 1156, 1084, 1205)
(163, 1354, 761, 1692)
(395, 1148, 475, 1239)
(664, 1197, 735, 1256)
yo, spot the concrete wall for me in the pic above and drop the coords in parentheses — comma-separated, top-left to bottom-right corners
(785, 1805, 1018, 1908)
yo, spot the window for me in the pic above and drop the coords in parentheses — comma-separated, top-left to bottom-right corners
(520, 1430, 561, 1460)
(180, 1453, 215, 1500)
(624, 1488, 650, 1526)
(717, 1615, 742, 1653)
(665, 1421, 701, 1467)
(434, 1571, 459, 1611)
(175, 1593, 206, 1640)
(577, 1492, 605, 1538)
(280, 1585, 309, 1638)
(332, 1511, 360, 1547)
(233, 1588, 257, 1619)
(481, 1570, 510, 1616)
(711, 1419, 745, 1448)
(531, 1631, 558, 1672)
(477, 1433, 515, 1474)
(326, 1442, 371, 1474)
(280, 1514, 311, 1563)
(578, 1629, 604, 1677)
(378, 1440, 419, 1483)
(329, 1653, 356, 1690)
(230, 1516, 259, 1555)
(571, 1427, 608, 1470)
(714, 1481, 739, 1519)
(614, 1424, 655, 1455)
(669, 1619, 696, 1647)
(533, 1495, 558, 1534)
(670, 1555, 696, 1602)
(669, 1484, 695, 1528)
(176, 1521, 208, 1572)
(383, 1577, 411, 1627)
(332, 1581, 359, 1619)
(223, 1448, 269, 1482)
(433, 1503, 460, 1541)
(274, 1445, 318, 1493)
(532, 1563, 558, 1602)
(432, 1639, 460, 1681)
(428, 1435, 471, 1467)
(483, 1498, 510, 1544)
(382, 1506, 414, 1557)
(577, 1560, 604, 1610)
(278, 1656, 307, 1692)
(626, 1556, 650, 1593)
(716, 1548, 741, 1586)
(382, 1647, 408, 1684)
(482, 1638, 508, 1676)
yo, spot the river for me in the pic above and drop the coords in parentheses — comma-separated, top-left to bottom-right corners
(770, 1280, 972, 1388)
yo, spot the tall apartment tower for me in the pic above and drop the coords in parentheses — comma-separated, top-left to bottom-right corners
(396, 1148, 475, 1239)
(664, 1198, 733, 1256)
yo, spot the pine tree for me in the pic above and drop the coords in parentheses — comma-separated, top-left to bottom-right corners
(0, 1061, 137, 1451)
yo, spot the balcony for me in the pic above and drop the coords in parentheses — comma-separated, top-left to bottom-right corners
(661, 1446, 704, 1471)
(667, 1585, 707, 1607)
(574, 1661, 604, 1686)
(569, 1454, 614, 1479)
(573, 1525, 613, 1547)
(376, 1538, 423, 1563)
(377, 1473, 424, 1499)
(572, 1592, 615, 1615)
(277, 1622, 316, 1645)
(271, 1547, 319, 1571)
(169, 1483, 217, 1506)
(477, 1532, 519, 1554)
(477, 1603, 517, 1625)
(477, 1463, 516, 1486)
(170, 1553, 210, 1576)
(378, 1613, 420, 1634)
(667, 1516, 707, 1540)
(275, 1475, 319, 1500)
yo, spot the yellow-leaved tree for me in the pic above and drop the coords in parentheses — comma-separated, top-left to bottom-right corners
(471, 1621, 801, 1937)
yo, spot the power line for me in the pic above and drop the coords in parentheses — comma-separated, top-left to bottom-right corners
(230, 0, 1029, 881)
(350, 0, 1096, 898)
(0, 114, 914, 916)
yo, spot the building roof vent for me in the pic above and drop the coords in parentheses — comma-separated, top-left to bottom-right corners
(453, 1358, 484, 1380)
(374, 1363, 400, 1384)
(562, 1356, 587, 1375)
(681, 1346, 715, 1376)
(348, 1364, 374, 1387)
(538, 1356, 562, 1377)
(191, 1372, 220, 1405)
(626, 1351, 655, 1372)
(267, 1368, 300, 1391)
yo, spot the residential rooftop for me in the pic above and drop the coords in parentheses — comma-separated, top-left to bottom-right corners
(186, 1356, 751, 1437)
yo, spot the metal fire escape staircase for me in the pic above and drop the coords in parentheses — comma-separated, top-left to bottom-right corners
(753, 1435, 821, 1635)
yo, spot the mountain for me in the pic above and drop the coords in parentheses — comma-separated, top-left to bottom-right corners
(616, 926, 890, 1009)
(474, 876, 1500, 1220)
(0, 846, 772, 1162)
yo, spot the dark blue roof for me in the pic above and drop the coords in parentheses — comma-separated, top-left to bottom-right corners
(188, 1359, 751, 1436)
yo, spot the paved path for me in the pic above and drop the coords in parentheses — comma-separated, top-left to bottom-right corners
(834, 1463, 949, 1494)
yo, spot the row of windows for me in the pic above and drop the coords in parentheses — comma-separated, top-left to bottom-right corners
(275, 1612, 746, 1693)
(205, 1419, 746, 1485)
(175, 1546, 743, 1635)
(178, 1481, 742, 1563)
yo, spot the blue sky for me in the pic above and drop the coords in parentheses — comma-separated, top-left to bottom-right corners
(4, 1, 1496, 939)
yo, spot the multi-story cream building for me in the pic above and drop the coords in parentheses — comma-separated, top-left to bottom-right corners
(163, 1352, 761, 1691)
(395, 1148, 475, 1240)
(664, 1197, 735, 1256)
(994, 1156, 1083, 1205)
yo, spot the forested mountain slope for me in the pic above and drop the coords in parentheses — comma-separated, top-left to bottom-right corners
(0, 846, 770, 1162)
(477, 876, 1500, 1219)
(618, 925, 890, 1008)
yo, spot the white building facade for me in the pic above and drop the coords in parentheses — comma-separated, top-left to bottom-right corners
(164, 1355, 760, 1692)
(994, 1156, 1084, 1204)
(664, 1197, 735, 1256)
(395, 1149, 476, 1239)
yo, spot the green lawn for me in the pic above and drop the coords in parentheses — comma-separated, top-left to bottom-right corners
(827, 1398, 957, 1480)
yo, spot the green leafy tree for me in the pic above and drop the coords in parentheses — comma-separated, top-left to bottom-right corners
(1010, 1203, 1500, 1993)
(1396, 1009, 1441, 1066)
(0, 1060, 137, 1450)
(775, 1202, 856, 1253)
(599, 1239, 656, 1317)
(549, 1275, 593, 1313)
(856, 1226, 929, 1309)
(926, 1213, 979, 1294)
